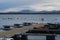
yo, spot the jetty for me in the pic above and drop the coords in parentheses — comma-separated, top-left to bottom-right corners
(0, 24, 59, 40)
(0, 25, 35, 38)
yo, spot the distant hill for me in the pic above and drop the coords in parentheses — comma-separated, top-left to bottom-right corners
(20, 9, 37, 13)
(0, 10, 60, 14)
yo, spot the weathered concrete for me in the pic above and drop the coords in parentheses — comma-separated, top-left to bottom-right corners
(0, 25, 34, 38)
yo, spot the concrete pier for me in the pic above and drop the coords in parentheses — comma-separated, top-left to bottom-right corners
(0, 25, 34, 38)
(0, 24, 58, 40)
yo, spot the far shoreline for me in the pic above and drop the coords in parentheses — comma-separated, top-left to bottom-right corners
(0, 13, 60, 14)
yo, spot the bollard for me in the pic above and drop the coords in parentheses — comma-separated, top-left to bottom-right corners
(11, 35, 21, 40)
(21, 34, 28, 40)
(46, 35, 55, 40)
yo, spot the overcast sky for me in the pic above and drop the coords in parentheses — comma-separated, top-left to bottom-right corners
(0, 0, 60, 12)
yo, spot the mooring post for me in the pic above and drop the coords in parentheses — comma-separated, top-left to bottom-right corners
(11, 34, 21, 40)
(21, 34, 28, 40)
(46, 35, 55, 40)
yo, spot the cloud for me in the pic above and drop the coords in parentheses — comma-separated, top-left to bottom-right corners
(0, 6, 34, 12)
(0, 0, 60, 12)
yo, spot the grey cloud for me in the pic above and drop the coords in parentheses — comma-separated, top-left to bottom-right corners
(0, 0, 60, 12)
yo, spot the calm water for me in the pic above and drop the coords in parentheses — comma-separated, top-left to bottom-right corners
(0, 14, 60, 28)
